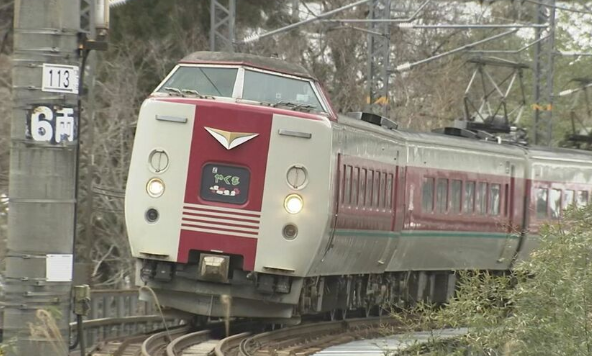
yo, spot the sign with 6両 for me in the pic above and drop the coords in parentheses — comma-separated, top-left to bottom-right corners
(26, 105, 78, 144)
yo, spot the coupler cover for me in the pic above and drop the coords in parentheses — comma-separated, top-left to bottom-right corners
(198, 254, 230, 283)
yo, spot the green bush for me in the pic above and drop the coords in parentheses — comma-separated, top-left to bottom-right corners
(392, 205, 592, 356)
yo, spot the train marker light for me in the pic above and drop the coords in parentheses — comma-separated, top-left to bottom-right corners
(283, 224, 298, 239)
(284, 194, 303, 214)
(146, 177, 165, 198)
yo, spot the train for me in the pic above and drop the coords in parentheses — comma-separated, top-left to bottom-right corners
(125, 51, 592, 321)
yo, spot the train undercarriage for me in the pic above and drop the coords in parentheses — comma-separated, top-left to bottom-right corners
(138, 258, 464, 321)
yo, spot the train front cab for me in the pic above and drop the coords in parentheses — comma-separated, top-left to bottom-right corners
(125, 52, 337, 319)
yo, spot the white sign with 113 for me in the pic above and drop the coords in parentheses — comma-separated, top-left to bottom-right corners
(42, 63, 79, 94)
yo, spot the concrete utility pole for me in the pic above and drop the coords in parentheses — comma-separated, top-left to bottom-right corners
(5, 1, 80, 355)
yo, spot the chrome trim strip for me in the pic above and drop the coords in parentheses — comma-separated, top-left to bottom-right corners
(156, 115, 188, 123)
(278, 129, 312, 139)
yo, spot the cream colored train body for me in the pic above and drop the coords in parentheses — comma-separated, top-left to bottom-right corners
(126, 52, 592, 320)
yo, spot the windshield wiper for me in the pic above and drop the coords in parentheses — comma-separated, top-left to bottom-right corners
(181, 89, 201, 96)
(272, 101, 316, 112)
(163, 87, 184, 96)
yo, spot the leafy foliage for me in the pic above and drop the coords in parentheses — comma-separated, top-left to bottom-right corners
(394, 205, 592, 356)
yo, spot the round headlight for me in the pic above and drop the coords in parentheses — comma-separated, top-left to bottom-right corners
(284, 194, 303, 214)
(146, 178, 165, 198)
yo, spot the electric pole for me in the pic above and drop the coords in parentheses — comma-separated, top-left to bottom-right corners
(4, 0, 80, 355)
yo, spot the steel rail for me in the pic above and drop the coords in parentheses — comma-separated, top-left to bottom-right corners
(215, 332, 251, 356)
(141, 325, 192, 356)
(165, 329, 213, 356)
(214, 317, 398, 356)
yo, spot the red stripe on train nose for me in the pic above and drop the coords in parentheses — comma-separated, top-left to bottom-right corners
(177, 102, 273, 270)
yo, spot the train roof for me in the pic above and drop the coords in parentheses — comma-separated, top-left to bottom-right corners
(528, 145, 592, 164)
(398, 129, 527, 156)
(180, 51, 314, 79)
(338, 114, 526, 156)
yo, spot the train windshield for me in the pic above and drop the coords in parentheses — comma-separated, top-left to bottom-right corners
(242, 70, 324, 112)
(156, 65, 326, 113)
(157, 66, 238, 97)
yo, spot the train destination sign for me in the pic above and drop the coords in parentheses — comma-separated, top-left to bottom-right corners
(26, 104, 78, 144)
(201, 163, 250, 205)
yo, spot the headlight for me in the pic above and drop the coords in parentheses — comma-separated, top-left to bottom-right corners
(284, 194, 303, 214)
(146, 178, 165, 198)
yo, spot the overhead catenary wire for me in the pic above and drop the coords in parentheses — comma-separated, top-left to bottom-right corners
(238, 0, 372, 44)
(322, 0, 431, 24)
(392, 29, 518, 72)
(524, 0, 592, 15)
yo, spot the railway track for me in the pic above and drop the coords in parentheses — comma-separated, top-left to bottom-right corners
(223, 317, 398, 356)
(89, 316, 402, 356)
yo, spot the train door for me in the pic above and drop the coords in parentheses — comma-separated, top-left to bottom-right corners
(324, 153, 400, 272)
(378, 161, 400, 265)
(499, 163, 517, 263)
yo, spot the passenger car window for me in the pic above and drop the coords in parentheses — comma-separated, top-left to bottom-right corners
(366, 170, 374, 207)
(450, 180, 462, 213)
(158, 66, 238, 97)
(373, 172, 380, 208)
(243, 70, 324, 111)
(536, 188, 548, 219)
(436, 178, 448, 213)
(379, 173, 387, 208)
(343, 165, 352, 204)
(475, 182, 487, 215)
(351, 168, 359, 206)
(563, 190, 575, 209)
(489, 184, 500, 216)
(464, 181, 475, 213)
(359, 169, 366, 206)
(577, 191, 589, 207)
(549, 189, 561, 219)
(422, 177, 435, 212)
(385, 174, 393, 209)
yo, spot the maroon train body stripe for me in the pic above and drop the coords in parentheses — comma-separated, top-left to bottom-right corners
(176, 100, 273, 270)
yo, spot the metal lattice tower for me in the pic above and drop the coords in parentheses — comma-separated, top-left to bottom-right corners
(210, 0, 236, 52)
(80, 0, 94, 35)
(366, 0, 391, 116)
(532, 0, 556, 146)
(463, 57, 528, 126)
